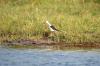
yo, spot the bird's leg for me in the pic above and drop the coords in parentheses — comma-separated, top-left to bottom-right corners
(49, 32, 55, 41)
(49, 31, 59, 42)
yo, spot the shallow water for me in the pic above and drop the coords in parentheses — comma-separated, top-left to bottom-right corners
(0, 47, 100, 66)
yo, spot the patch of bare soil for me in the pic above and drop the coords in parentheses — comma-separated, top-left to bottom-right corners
(1, 39, 100, 50)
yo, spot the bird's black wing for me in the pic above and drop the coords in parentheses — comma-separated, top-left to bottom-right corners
(50, 25, 59, 31)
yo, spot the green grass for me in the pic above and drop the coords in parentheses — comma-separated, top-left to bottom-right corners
(0, 0, 100, 43)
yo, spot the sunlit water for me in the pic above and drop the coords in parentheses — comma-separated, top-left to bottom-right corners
(0, 47, 100, 66)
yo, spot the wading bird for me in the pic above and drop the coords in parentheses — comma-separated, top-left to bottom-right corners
(45, 21, 59, 41)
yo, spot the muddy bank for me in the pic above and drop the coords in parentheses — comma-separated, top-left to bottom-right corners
(1, 39, 100, 50)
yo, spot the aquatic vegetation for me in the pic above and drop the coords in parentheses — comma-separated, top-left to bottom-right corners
(0, 0, 100, 43)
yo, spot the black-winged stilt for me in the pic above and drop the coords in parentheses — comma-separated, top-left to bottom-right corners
(45, 21, 59, 41)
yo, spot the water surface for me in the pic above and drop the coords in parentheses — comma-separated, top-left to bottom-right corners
(0, 47, 100, 66)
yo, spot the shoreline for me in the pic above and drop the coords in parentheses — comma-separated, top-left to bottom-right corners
(1, 39, 100, 50)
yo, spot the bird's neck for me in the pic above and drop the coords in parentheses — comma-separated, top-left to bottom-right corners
(46, 21, 52, 26)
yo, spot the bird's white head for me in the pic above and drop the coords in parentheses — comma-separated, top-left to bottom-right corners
(46, 21, 52, 26)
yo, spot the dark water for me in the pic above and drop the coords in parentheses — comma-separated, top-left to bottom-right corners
(0, 47, 100, 66)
